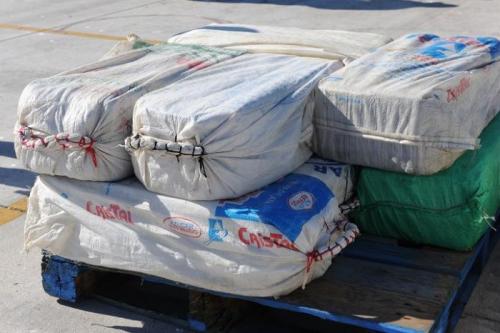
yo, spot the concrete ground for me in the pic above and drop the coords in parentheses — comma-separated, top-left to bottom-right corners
(0, 0, 499, 332)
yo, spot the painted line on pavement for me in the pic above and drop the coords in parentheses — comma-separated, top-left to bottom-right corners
(0, 23, 161, 43)
(0, 197, 28, 225)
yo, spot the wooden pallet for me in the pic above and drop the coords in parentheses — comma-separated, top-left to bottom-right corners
(41, 226, 498, 333)
(455, 236, 500, 333)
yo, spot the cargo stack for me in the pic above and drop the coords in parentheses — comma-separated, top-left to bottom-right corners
(313, 34, 500, 250)
(19, 25, 394, 297)
(17, 24, 500, 301)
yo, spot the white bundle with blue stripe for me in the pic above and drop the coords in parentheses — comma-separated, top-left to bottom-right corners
(24, 158, 358, 297)
(314, 34, 500, 174)
(125, 53, 341, 200)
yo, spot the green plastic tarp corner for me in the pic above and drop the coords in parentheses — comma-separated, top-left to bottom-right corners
(352, 114, 500, 251)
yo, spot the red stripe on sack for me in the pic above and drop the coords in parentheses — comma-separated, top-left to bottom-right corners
(79, 137, 98, 168)
(305, 250, 321, 273)
(18, 127, 98, 168)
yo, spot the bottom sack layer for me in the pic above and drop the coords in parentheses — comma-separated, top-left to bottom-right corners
(25, 158, 358, 297)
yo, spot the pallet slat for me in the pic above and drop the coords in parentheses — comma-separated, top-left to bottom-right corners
(40, 221, 498, 333)
(455, 235, 500, 330)
(274, 281, 441, 333)
(342, 235, 472, 276)
(329, 256, 458, 303)
(455, 316, 500, 333)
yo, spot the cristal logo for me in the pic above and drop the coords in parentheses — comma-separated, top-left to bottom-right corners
(238, 228, 298, 251)
(288, 192, 314, 210)
(447, 78, 471, 102)
(164, 217, 201, 238)
(86, 201, 133, 224)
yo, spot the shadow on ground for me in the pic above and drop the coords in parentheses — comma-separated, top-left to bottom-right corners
(57, 299, 186, 333)
(0, 141, 36, 195)
(190, 0, 457, 10)
(0, 167, 36, 195)
(0, 141, 16, 159)
(56, 295, 367, 333)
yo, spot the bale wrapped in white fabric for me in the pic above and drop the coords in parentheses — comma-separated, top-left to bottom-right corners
(125, 53, 341, 200)
(168, 23, 392, 61)
(15, 44, 242, 181)
(314, 34, 500, 174)
(24, 158, 358, 297)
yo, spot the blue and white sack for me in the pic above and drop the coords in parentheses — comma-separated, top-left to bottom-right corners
(24, 158, 358, 297)
(314, 34, 500, 174)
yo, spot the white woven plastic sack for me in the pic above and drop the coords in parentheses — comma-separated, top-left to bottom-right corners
(314, 34, 500, 174)
(125, 53, 341, 200)
(168, 23, 392, 61)
(15, 44, 242, 181)
(24, 158, 358, 297)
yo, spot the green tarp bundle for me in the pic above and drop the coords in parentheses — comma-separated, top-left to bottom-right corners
(352, 114, 500, 251)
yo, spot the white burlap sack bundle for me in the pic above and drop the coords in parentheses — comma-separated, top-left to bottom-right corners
(24, 158, 358, 297)
(314, 34, 500, 174)
(169, 23, 391, 61)
(125, 53, 341, 200)
(15, 43, 242, 181)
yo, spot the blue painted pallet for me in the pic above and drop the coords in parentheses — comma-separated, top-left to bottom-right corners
(41, 224, 498, 333)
